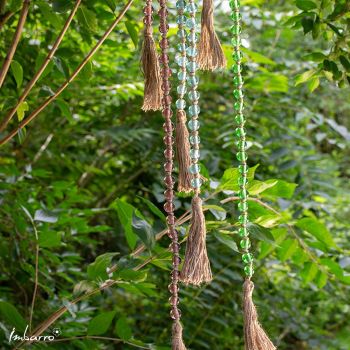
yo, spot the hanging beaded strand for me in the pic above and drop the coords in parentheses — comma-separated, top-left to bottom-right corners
(175, 0, 192, 193)
(158, 1, 187, 349)
(230, 2, 276, 349)
(179, 0, 212, 286)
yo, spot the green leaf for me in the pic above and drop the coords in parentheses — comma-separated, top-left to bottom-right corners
(295, 69, 317, 85)
(320, 258, 343, 278)
(308, 77, 320, 92)
(87, 311, 116, 335)
(315, 270, 328, 288)
(246, 73, 289, 93)
(261, 180, 297, 199)
(296, 217, 335, 247)
(10, 60, 23, 88)
(0, 301, 27, 332)
(219, 164, 258, 191)
(300, 262, 318, 284)
(39, 231, 61, 248)
(247, 179, 278, 195)
(249, 223, 276, 244)
(138, 196, 165, 221)
(125, 21, 138, 48)
(241, 48, 276, 65)
(277, 239, 298, 261)
(87, 252, 118, 280)
(339, 55, 350, 73)
(113, 199, 138, 249)
(16, 101, 29, 122)
(204, 205, 227, 221)
(301, 17, 314, 34)
(259, 227, 287, 259)
(115, 316, 132, 340)
(77, 6, 97, 32)
(296, 0, 317, 11)
(131, 213, 154, 250)
(213, 232, 239, 252)
(303, 52, 327, 62)
(34, 209, 58, 223)
(52, 0, 71, 13)
(117, 269, 148, 282)
(56, 99, 73, 120)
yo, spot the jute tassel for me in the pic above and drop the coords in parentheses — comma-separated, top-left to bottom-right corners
(197, 0, 227, 70)
(141, 3, 162, 111)
(172, 319, 187, 350)
(180, 196, 212, 285)
(176, 110, 192, 193)
(243, 279, 276, 350)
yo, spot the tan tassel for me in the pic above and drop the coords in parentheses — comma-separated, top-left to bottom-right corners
(176, 110, 192, 193)
(243, 279, 277, 350)
(180, 196, 212, 285)
(172, 319, 187, 350)
(197, 0, 227, 71)
(141, 4, 162, 111)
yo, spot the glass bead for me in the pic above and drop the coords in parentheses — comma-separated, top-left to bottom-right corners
(232, 64, 240, 74)
(244, 265, 254, 277)
(235, 114, 245, 124)
(229, 0, 240, 9)
(232, 51, 242, 61)
(177, 84, 187, 95)
(178, 71, 186, 80)
(186, 46, 197, 57)
(177, 43, 186, 53)
(242, 253, 253, 264)
(188, 119, 200, 131)
(189, 164, 200, 174)
(236, 140, 247, 149)
(175, 55, 188, 66)
(230, 12, 241, 21)
(188, 105, 200, 116)
(240, 238, 251, 250)
(176, 0, 186, 9)
(190, 149, 200, 159)
(235, 127, 245, 137)
(185, 2, 197, 12)
(236, 152, 248, 162)
(238, 164, 248, 174)
(231, 37, 241, 46)
(187, 32, 198, 42)
(233, 76, 243, 86)
(177, 29, 186, 39)
(239, 189, 247, 199)
(188, 90, 200, 101)
(234, 101, 243, 111)
(186, 17, 197, 29)
(238, 176, 248, 186)
(231, 26, 242, 35)
(176, 99, 186, 109)
(238, 214, 248, 224)
(238, 201, 248, 211)
(190, 135, 200, 144)
(233, 89, 242, 99)
(176, 15, 186, 25)
(187, 61, 197, 73)
(187, 75, 199, 87)
(238, 227, 248, 237)
(191, 177, 202, 188)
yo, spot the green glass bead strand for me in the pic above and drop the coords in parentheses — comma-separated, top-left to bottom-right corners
(230, 0, 254, 278)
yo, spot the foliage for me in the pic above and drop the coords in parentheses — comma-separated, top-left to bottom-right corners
(0, 1, 349, 350)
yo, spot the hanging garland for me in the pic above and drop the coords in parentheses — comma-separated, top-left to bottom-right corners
(230, 1, 276, 349)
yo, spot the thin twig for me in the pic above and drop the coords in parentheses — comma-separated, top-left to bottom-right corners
(0, 0, 30, 88)
(0, 0, 135, 146)
(0, 10, 13, 29)
(0, 0, 82, 132)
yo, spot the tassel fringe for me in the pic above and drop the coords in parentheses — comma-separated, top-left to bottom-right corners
(176, 110, 192, 193)
(180, 196, 212, 285)
(197, 0, 227, 71)
(172, 319, 187, 350)
(141, 32, 162, 111)
(243, 279, 277, 350)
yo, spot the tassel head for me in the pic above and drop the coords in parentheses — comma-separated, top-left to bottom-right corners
(180, 196, 212, 285)
(176, 110, 192, 193)
(243, 279, 276, 350)
(172, 319, 187, 350)
(197, 0, 227, 70)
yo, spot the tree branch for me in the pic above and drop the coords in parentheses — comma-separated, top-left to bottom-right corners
(0, 0, 135, 146)
(0, 0, 30, 88)
(0, 0, 82, 132)
(0, 10, 13, 29)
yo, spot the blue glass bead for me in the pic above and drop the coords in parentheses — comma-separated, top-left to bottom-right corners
(185, 3, 197, 13)
(186, 17, 197, 29)
(178, 71, 186, 80)
(176, 15, 186, 25)
(189, 135, 200, 144)
(186, 47, 197, 57)
(188, 119, 200, 131)
(187, 32, 198, 42)
(177, 43, 186, 52)
(191, 177, 202, 188)
(176, 0, 186, 9)
(187, 75, 199, 86)
(187, 61, 197, 73)
(177, 84, 187, 95)
(188, 91, 200, 101)
(190, 149, 200, 159)
(189, 164, 200, 174)
(188, 105, 200, 116)
(175, 55, 188, 66)
(177, 29, 186, 39)
(176, 99, 186, 109)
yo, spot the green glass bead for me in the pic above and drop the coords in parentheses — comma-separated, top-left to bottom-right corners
(239, 189, 247, 199)
(238, 227, 248, 237)
(234, 127, 245, 137)
(238, 201, 248, 211)
(232, 64, 240, 74)
(233, 90, 242, 99)
(231, 37, 241, 46)
(238, 176, 248, 186)
(236, 140, 247, 149)
(231, 26, 242, 35)
(233, 76, 243, 86)
(240, 238, 251, 250)
(236, 152, 247, 162)
(232, 51, 242, 61)
(229, 0, 240, 9)
(238, 214, 248, 224)
(244, 265, 254, 277)
(230, 12, 241, 21)
(234, 101, 243, 111)
(235, 114, 245, 124)
(238, 164, 248, 174)
(242, 253, 253, 264)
